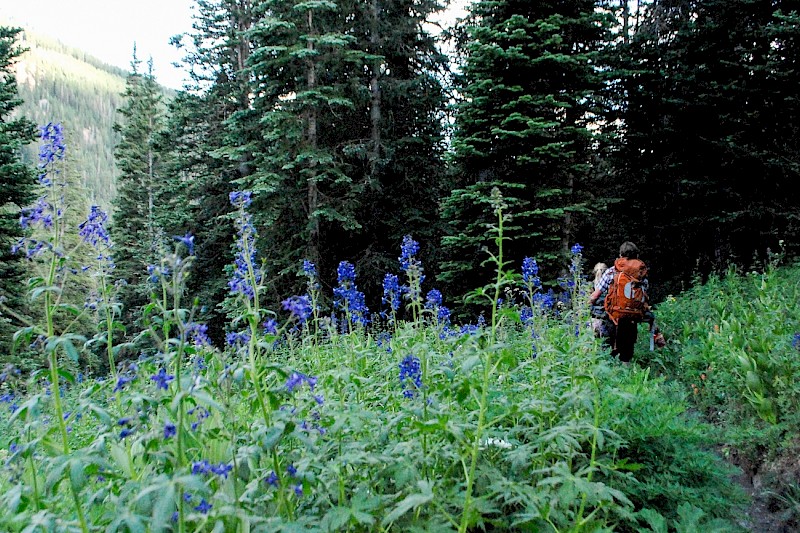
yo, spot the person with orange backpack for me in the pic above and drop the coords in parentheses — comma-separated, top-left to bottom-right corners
(589, 241, 650, 363)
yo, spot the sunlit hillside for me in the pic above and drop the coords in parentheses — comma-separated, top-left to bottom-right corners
(9, 27, 127, 210)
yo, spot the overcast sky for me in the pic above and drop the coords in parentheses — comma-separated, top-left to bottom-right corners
(1, 0, 469, 90)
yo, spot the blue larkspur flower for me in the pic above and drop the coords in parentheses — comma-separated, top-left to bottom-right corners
(194, 499, 212, 514)
(150, 368, 175, 390)
(226, 331, 250, 346)
(285, 372, 317, 393)
(228, 191, 260, 300)
(192, 460, 211, 475)
(399, 235, 420, 272)
(522, 257, 540, 284)
(337, 261, 356, 285)
(333, 261, 369, 328)
(229, 191, 251, 207)
(571, 243, 584, 255)
(211, 462, 233, 478)
(425, 289, 443, 308)
(186, 323, 210, 347)
(174, 233, 195, 255)
(113, 375, 132, 392)
(382, 273, 400, 312)
(19, 197, 53, 230)
(266, 471, 279, 486)
(78, 206, 111, 246)
(164, 422, 176, 439)
(282, 295, 313, 324)
(302, 260, 317, 278)
(263, 319, 278, 335)
(38, 122, 66, 169)
(399, 354, 422, 398)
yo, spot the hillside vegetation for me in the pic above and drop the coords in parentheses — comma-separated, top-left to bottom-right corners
(9, 27, 128, 209)
(5, 179, 799, 530)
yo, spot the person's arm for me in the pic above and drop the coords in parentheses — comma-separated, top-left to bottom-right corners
(589, 268, 614, 304)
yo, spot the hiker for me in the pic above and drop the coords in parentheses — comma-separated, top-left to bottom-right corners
(589, 242, 649, 363)
(590, 262, 609, 338)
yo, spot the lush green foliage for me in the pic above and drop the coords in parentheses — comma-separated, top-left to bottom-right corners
(0, 186, 745, 532)
(4, 2, 800, 528)
(644, 261, 800, 427)
(0, 26, 38, 359)
(638, 259, 800, 529)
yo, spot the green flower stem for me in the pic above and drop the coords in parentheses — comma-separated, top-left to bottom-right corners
(101, 276, 116, 377)
(26, 424, 41, 510)
(239, 223, 273, 430)
(574, 380, 602, 529)
(459, 196, 506, 533)
(458, 347, 493, 533)
(40, 194, 90, 533)
(247, 321, 272, 428)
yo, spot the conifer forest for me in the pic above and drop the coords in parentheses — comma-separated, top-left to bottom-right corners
(1, 1, 800, 531)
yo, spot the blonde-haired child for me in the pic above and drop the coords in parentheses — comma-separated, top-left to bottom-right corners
(591, 262, 608, 337)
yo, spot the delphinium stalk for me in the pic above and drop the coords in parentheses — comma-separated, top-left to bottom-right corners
(333, 260, 369, 366)
(301, 260, 321, 339)
(399, 235, 424, 324)
(78, 205, 118, 377)
(459, 187, 512, 533)
(143, 234, 198, 532)
(382, 273, 401, 331)
(521, 256, 543, 360)
(228, 191, 272, 427)
(13, 123, 89, 533)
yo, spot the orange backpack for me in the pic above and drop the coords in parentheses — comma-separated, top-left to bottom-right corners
(604, 257, 648, 324)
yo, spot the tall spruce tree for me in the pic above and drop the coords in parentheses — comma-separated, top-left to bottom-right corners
(241, 0, 450, 310)
(440, 0, 612, 304)
(110, 51, 167, 326)
(0, 26, 37, 356)
(322, 0, 451, 303)
(161, 0, 260, 342)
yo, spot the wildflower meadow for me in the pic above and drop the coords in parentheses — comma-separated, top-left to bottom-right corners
(7, 125, 795, 532)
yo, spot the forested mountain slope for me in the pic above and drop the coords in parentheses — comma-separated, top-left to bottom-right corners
(9, 28, 127, 209)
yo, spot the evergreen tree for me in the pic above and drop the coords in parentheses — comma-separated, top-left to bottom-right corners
(609, 0, 800, 297)
(242, 0, 362, 304)
(0, 26, 37, 356)
(110, 51, 166, 326)
(321, 0, 451, 305)
(234, 0, 450, 313)
(160, 0, 260, 342)
(440, 1, 612, 304)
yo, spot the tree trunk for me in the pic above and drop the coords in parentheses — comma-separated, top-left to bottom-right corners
(369, 0, 382, 173)
(306, 9, 320, 267)
(233, 0, 254, 178)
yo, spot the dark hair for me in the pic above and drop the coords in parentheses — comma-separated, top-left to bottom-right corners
(619, 241, 639, 259)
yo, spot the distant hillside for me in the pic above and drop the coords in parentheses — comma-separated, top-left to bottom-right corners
(10, 28, 128, 210)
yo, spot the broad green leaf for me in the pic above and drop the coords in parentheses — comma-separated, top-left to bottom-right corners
(381, 484, 433, 526)
(110, 443, 134, 478)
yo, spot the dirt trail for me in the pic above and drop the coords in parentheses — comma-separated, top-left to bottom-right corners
(732, 461, 786, 532)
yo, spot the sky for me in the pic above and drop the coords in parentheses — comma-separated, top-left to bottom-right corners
(1, 0, 196, 89)
(1, 0, 469, 90)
